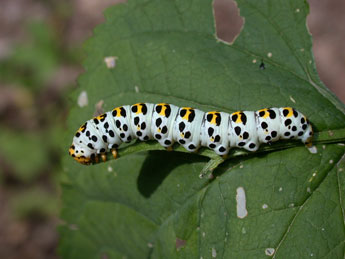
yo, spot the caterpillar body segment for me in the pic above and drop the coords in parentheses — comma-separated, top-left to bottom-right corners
(69, 103, 313, 165)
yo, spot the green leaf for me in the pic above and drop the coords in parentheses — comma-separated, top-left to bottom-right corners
(60, 0, 345, 258)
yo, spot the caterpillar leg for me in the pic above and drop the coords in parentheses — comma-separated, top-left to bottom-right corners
(111, 148, 118, 159)
(166, 146, 173, 152)
(101, 153, 107, 162)
(90, 153, 100, 164)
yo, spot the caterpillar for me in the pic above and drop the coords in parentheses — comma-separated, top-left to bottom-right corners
(69, 103, 313, 165)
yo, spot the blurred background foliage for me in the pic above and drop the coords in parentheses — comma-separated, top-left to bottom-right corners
(0, 0, 344, 258)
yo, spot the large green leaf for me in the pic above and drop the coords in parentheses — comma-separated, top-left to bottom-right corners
(60, 0, 345, 258)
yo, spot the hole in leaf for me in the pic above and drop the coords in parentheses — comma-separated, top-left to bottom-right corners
(213, 0, 244, 44)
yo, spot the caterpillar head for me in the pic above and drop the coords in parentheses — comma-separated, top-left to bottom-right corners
(69, 144, 92, 165)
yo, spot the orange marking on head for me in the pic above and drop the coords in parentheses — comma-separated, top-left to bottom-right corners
(73, 155, 91, 164)
(69, 145, 91, 165)
(69, 145, 75, 156)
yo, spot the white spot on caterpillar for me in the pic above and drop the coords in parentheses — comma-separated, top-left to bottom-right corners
(241, 227, 246, 234)
(329, 159, 334, 164)
(321, 228, 325, 231)
(308, 146, 317, 154)
(147, 242, 153, 248)
(267, 52, 272, 58)
(135, 85, 140, 93)
(289, 96, 296, 103)
(265, 248, 275, 256)
(322, 145, 326, 150)
(236, 187, 248, 218)
(262, 204, 268, 209)
(252, 59, 257, 63)
(295, 8, 300, 13)
(338, 143, 345, 146)
(107, 166, 113, 172)
(289, 203, 295, 208)
(212, 248, 217, 258)
(279, 187, 283, 192)
(240, 164, 244, 169)
(104, 56, 118, 68)
(77, 91, 88, 107)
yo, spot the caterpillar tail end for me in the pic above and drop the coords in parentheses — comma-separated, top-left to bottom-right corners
(305, 128, 313, 148)
(305, 140, 313, 148)
(302, 123, 313, 148)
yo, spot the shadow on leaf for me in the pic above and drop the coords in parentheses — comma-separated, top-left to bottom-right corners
(137, 150, 208, 198)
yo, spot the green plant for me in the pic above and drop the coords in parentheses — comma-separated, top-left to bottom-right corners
(60, 0, 345, 258)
